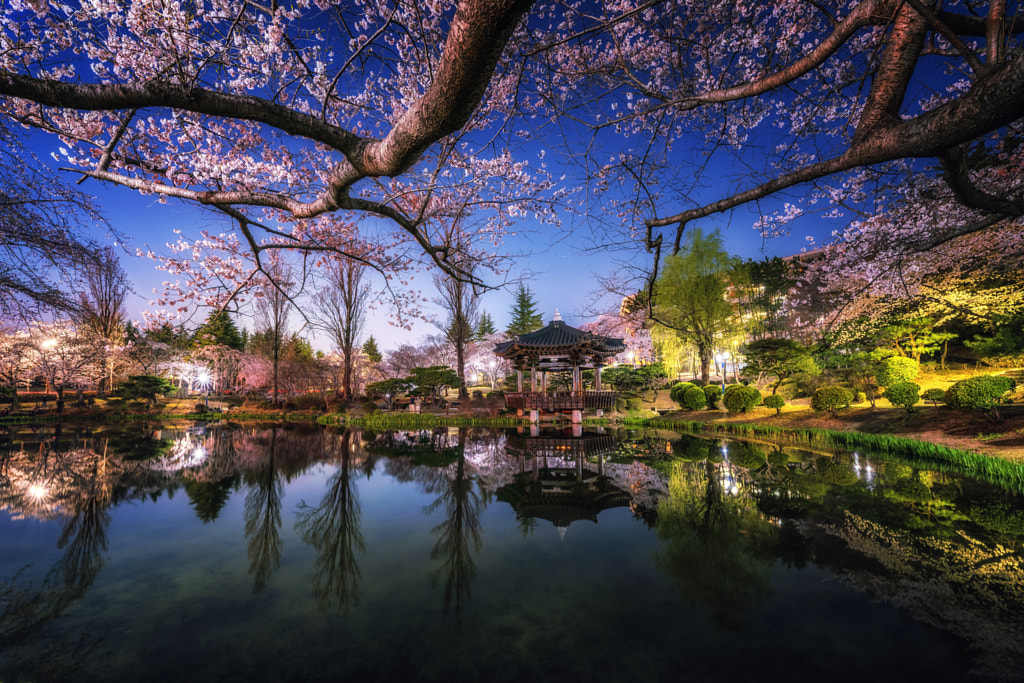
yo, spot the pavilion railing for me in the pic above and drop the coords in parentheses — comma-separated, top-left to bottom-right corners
(504, 391, 616, 411)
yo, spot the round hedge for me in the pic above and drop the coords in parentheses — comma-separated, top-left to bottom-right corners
(885, 381, 920, 413)
(728, 441, 766, 469)
(703, 384, 722, 409)
(876, 356, 919, 387)
(670, 382, 698, 407)
(681, 386, 708, 411)
(677, 437, 712, 462)
(722, 385, 762, 413)
(922, 387, 946, 406)
(810, 386, 853, 416)
(762, 394, 785, 414)
(944, 375, 1016, 411)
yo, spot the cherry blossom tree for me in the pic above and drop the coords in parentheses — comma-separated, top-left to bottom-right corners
(1, 0, 1021, 308)
(27, 321, 103, 409)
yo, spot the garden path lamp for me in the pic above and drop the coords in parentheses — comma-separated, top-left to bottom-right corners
(197, 369, 213, 407)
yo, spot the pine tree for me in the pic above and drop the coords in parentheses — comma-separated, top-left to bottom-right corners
(506, 284, 544, 337)
(193, 310, 245, 350)
(362, 336, 383, 364)
(476, 310, 497, 340)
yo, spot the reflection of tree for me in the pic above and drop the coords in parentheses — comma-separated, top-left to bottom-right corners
(184, 476, 237, 523)
(54, 492, 110, 599)
(426, 429, 483, 620)
(0, 447, 114, 679)
(655, 460, 776, 620)
(816, 510, 1024, 678)
(295, 430, 364, 613)
(243, 430, 284, 594)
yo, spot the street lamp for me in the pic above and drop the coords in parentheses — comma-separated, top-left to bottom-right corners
(196, 369, 212, 407)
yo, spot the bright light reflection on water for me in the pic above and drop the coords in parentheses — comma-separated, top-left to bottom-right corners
(1, 424, 1021, 683)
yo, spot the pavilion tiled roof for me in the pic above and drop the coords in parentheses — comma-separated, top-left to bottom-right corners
(493, 319, 626, 358)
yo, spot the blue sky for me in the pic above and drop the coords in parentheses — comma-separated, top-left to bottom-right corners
(27, 128, 830, 353)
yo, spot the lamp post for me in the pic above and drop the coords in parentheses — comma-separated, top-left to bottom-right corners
(196, 369, 212, 407)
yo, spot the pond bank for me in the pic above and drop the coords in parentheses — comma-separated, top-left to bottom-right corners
(4, 400, 1023, 469)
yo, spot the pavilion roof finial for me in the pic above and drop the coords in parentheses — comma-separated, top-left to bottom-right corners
(553, 308, 562, 322)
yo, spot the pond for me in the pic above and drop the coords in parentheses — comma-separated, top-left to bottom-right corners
(1, 423, 1023, 683)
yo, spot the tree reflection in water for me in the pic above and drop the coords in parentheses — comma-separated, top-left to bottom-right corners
(0, 434, 122, 679)
(655, 457, 777, 621)
(425, 428, 484, 620)
(295, 429, 364, 613)
(243, 429, 284, 594)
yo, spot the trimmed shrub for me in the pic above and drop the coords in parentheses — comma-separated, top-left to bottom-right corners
(681, 386, 708, 411)
(922, 388, 946, 406)
(624, 397, 643, 411)
(703, 384, 722, 409)
(775, 380, 801, 400)
(885, 381, 921, 413)
(670, 382, 697, 407)
(876, 356, 918, 387)
(615, 399, 627, 412)
(722, 385, 762, 413)
(362, 400, 379, 414)
(811, 386, 853, 417)
(728, 442, 766, 469)
(855, 391, 867, 404)
(762, 394, 785, 415)
(945, 375, 1016, 413)
(677, 437, 711, 462)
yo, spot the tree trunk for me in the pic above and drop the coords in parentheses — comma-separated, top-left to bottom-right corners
(698, 345, 713, 384)
(457, 341, 468, 399)
(273, 343, 280, 407)
(342, 346, 353, 400)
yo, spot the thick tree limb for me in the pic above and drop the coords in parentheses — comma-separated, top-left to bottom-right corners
(647, 54, 1024, 235)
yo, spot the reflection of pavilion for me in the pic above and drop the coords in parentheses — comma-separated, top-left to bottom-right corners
(498, 431, 631, 538)
(494, 312, 625, 424)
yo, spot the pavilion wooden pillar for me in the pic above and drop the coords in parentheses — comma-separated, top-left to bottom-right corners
(571, 360, 582, 424)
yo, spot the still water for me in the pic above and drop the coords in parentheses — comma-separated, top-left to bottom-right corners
(1, 423, 1023, 682)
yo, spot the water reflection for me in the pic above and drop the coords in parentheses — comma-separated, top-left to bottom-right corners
(0, 424, 1022, 681)
(295, 429, 364, 613)
(498, 430, 631, 539)
(244, 429, 285, 593)
(425, 431, 482, 619)
(655, 459, 774, 620)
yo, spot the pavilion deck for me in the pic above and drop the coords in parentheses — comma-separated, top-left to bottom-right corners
(504, 390, 616, 412)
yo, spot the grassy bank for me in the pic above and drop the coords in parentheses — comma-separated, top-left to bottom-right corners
(625, 416, 1024, 487)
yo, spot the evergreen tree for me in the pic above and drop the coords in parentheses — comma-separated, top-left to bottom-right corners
(362, 336, 383, 364)
(506, 284, 543, 337)
(193, 310, 245, 350)
(476, 310, 497, 340)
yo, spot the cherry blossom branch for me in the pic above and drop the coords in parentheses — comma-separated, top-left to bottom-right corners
(596, 0, 887, 131)
(902, 0, 988, 75)
(647, 52, 1024, 234)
